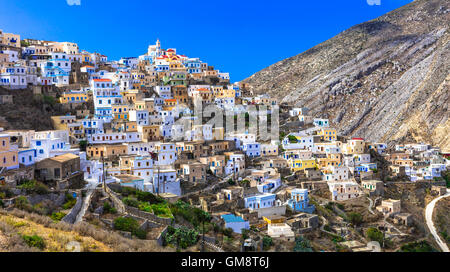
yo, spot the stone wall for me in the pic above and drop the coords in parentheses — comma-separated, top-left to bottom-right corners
(255, 205, 286, 218)
(156, 226, 168, 246)
(104, 185, 126, 213)
(125, 206, 173, 226)
(27, 192, 66, 207)
(62, 195, 83, 224)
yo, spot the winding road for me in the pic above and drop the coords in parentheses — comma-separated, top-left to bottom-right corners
(425, 189, 450, 252)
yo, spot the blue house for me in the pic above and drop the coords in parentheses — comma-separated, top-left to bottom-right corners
(221, 214, 250, 234)
(244, 193, 276, 210)
(355, 163, 377, 173)
(287, 189, 315, 213)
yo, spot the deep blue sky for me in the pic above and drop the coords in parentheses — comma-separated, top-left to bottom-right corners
(0, 0, 413, 82)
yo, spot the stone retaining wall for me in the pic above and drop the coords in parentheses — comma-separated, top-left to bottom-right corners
(62, 195, 83, 224)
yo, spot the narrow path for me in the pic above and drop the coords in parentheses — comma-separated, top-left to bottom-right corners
(367, 196, 381, 215)
(425, 189, 450, 252)
(75, 179, 98, 224)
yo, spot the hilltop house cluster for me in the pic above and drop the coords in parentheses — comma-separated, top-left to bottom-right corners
(0, 29, 448, 242)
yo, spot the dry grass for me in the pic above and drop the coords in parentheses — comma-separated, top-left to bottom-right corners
(0, 208, 173, 252)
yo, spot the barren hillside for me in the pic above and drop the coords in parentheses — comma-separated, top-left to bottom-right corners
(243, 0, 449, 150)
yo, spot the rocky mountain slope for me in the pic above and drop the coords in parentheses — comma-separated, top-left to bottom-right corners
(243, 0, 449, 151)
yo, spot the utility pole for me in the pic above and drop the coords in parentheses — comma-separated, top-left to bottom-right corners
(102, 156, 106, 190)
(157, 164, 160, 196)
(233, 158, 236, 182)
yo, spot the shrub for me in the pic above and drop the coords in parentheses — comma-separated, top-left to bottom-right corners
(241, 229, 249, 240)
(50, 212, 66, 221)
(348, 212, 363, 226)
(366, 227, 383, 245)
(0, 199, 3, 208)
(42, 95, 56, 106)
(170, 200, 209, 227)
(222, 227, 233, 238)
(22, 235, 45, 250)
(62, 193, 77, 210)
(132, 228, 147, 240)
(399, 241, 436, 252)
(103, 202, 117, 214)
(135, 190, 165, 204)
(227, 179, 235, 185)
(78, 140, 88, 152)
(122, 197, 139, 208)
(151, 203, 172, 218)
(262, 235, 273, 250)
(138, 202, 152, 212)
(17, 180, 49, 195)
(164, 226, 198, 249)
(239, 180, 250, 188)
(15, 196, 32, 211)
(113, 217, 139, 233)
(293, 236, 313, 252)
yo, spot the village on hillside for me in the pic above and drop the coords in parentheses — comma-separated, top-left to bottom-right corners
(0, 29, 449, 252)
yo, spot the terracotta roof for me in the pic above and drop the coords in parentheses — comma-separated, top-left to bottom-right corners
(49, 153, 79, 163)
(93, 79, 111, 82)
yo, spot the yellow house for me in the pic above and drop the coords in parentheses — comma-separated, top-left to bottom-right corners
(112, 104, 129, 120)
(343, 138, 365, 155)
(211, 86, 223, 97)
(318, 153, 343, 168)
(2, 32, 20, 47)
(169, 63, 186, 72)
(163, 99, 177, 111)
(59, 92, 89, 104)
(263, 215, 285, 225)
(0, 134, 19, 170)
(212, 127, 224, 141)
(134, 101, 147, 110)
(82, 52, 92, 63)
(215, 87, 235, 98)
(317, 128, 337, 141)
(288, 158, 316, 172)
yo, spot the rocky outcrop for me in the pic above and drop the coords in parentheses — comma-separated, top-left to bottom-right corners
(243, 0, 449, 150)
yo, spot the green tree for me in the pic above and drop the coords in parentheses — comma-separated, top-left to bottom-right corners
(348, 212, 363, 226)
(222, 227, 233, 238)
(227, 178, 235, 185)
(241, 229, 249, 240)
(366, 227, 384, 245)
(79, 140, 88, 152)
(194, 209, 211, 252)
(165, 226, 199, 250)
